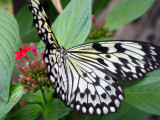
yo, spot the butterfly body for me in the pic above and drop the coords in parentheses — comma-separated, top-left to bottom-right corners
(27, 0, 160, 116)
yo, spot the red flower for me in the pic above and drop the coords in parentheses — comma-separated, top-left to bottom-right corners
(14, 45, 31, 61)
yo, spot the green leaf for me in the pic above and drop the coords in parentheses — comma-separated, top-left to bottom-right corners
(122, 70, 160, 89)
(10, 104, 42, 120)
(86, 102, 148, 120)
(37, 41, 45, 59)
(52, 0, 91, 49)
(21, 27, 40, 44)
(44, 99, 71, 120)
(0, 8, 19, 102)
(92, 0, 110, 16)
(16, 5, 33, 38)
(123, 70, 160, 115)
(0, 0, 12, 9)
(105, 0, 155, 31)
(124, 82, 160, 115)
(23, 89, 54, 103)
(0, 84, 25, 119)
(103, 102, 148, 120)
(60, 0, 71, 9)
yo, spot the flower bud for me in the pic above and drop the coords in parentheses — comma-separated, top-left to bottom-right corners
(41, 75, 45, 84)
(34, 61, 39, 68)
(23, 85, 30, 89)
(40, 51, 44, 63)
(92, 15, 97, 24)
(18, 78, 25, 83)
(30, 43, 38, 60)
(35, 85, 40, 89)
(31, 89, 36, 93)
(19, 75, 25, 79)
(48, 87, 52, 91)
(28, 73, 33, 77)
(16, 64, 27, 74)
(45, 69, 48, 74)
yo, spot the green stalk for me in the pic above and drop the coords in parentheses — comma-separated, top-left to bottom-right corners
(40, 89, 47, 108)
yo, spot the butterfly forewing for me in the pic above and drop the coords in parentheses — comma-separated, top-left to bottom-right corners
(27, 0, 68, 99)
(27, 0, 59, 47)
(68, 41, 160, 82)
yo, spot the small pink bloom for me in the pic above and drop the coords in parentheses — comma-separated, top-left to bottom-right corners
(101, 19, 106, 26)
(30, 43, 38, 60)
(19, 75, 25, 79)
(34, 61, 39, 68)
(48, 87, 52, 91)
(23, 85, 30, 89)
(41, 75, 45, 84)
(24, 55, 33, 69)
(40, 51, 44, 63)
(92, 15, 97, 24)
(16, 64, 27, 74)
(27, 77, 34, 84)
(35, 85, 40, 89)
(19, 78, 25, 83)
(31, 89, 36, 93)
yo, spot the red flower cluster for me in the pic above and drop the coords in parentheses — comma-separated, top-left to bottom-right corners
(15, 43, 54, 93)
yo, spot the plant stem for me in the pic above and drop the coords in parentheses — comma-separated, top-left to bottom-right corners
(51, 0, 63, 13)
(40, 89, 47, 108)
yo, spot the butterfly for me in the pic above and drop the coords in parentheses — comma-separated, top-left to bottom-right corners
(27, 0, 160, 115)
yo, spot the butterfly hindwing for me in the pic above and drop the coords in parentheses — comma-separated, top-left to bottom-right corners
(65, 55, 124, 115)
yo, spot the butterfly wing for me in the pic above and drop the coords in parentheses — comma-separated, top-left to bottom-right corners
(27, 0, 160, 116)
(65, 56, 124, 115)
(27, 0, 68, 96)
(27, 0, 59, 47)
(68, 40, 160, 82)
(63, 40, 160, 115)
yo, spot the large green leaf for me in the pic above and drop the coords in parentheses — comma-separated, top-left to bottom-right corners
(105, 0, 155, 31)
(44, 99, 71, 120)
(60, 0, 71, 9)
(0, 8, 19, 102)
(122, 70, 160, 89)
(23, 89, 54, 103)
(124, 81, 160, 115)
(10, 104, 42, 120)
(121, 70, 160, 115)
(52, 0, 91, 49)
(0, 84, 25, 119)
(21, 27, 40, 44)
(16, 5, 33, 39)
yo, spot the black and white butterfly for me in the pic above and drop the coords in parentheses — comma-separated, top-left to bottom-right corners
(27, 0, 160, 115)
